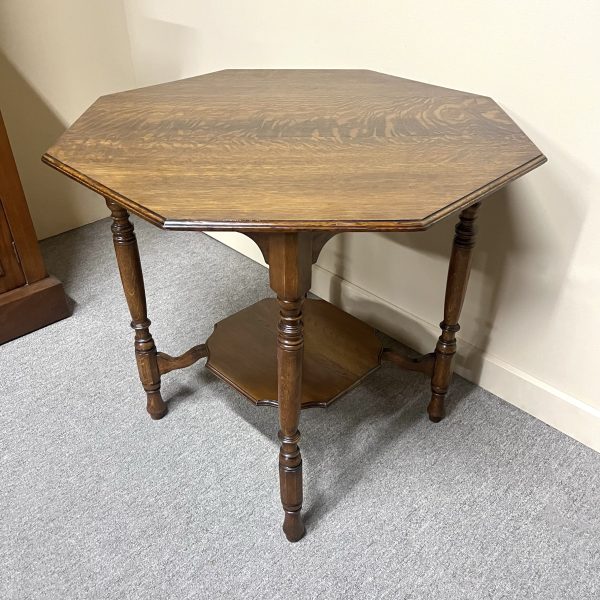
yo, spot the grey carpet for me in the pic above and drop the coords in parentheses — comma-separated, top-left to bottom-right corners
(1, 217, 598, 600)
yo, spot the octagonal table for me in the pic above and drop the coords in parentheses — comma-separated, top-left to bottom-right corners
(43, 69, 546, 542)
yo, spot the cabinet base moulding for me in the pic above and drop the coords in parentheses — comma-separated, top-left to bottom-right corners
(0, 276, 71, 344)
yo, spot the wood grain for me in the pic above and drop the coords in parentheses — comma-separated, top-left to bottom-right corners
(0, 276, 70, 344)
(1, 111, 47, 282)
(429, 203, 480, 422)
(205, 298, 382, 408)
(35, 72, 548, 544)
(106, 199, 167, 420)
(43, 70, 546, 232)
(0, 110, 70, 343)
(0, 198, 25, 293)
(381, 349, 435, 376)
(157, 344, 207, 376)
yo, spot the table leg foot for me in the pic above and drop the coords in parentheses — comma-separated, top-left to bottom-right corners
(147, 388, 168, 420)
(283, 510, 305, 542)
(427, 393, 445, 422)
(279, 428, 305, 542)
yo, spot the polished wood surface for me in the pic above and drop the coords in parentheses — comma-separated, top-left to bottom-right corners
(43, 70, 545, 232)
(0, 112, 46, 283)
(0, 276, 70, 344)
(106, 199, 167, 420)
(206, 298, 382, 408)
(0, 198, 25, 293)
(381, 349, 435, 376)
(157, 344, 207, 376)
(429, 203, 480, 422)
(106, 199, 208, 417)
(42, 73, 546, 542)
(0, 110, 70, 343)
(269, 233, 311, 542)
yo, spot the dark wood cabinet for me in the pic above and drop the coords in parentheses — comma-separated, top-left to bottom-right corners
(0, 110, 70, 344)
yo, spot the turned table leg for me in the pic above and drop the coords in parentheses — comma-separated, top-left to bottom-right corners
(429, 202, 480, 422)
(277, 296, 305, 542)
(263, 233, 313, 542)
(106, 199, 167, 420)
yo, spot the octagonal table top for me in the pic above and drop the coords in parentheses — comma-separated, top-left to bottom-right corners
(43, 69, 546, 232)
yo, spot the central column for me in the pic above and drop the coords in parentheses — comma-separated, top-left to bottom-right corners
(266, 232, 313, 542)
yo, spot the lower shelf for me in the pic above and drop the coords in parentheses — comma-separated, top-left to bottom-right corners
(206, 298, 382, 408)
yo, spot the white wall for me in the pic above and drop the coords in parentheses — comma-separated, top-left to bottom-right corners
(0, 0, 136, 239)
(1, 1, 598, 449)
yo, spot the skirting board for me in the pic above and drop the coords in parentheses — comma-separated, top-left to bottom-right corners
(208, 232, 600, 453)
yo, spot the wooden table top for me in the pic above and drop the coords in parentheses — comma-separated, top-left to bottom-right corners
(43, 69, 545, 232)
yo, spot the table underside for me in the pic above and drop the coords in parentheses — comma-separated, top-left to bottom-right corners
(205, 298, 383, 408)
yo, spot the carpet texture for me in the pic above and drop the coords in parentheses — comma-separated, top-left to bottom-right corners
(1, 217, 598, 599)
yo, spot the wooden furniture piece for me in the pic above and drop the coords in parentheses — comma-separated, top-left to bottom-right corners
(42, 70, 546, 542)
(0, 111, 70, 344)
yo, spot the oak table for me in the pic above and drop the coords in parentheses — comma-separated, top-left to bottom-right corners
(43, 70, 546, 542)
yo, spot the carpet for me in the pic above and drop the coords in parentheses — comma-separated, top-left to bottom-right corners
(1, 217, 598, 599)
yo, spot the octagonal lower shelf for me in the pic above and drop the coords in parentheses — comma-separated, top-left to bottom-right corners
(205, 298, 382, 408)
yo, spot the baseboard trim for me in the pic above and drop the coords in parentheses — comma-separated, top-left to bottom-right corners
(208, 232, 599, 453)
(311, 264, 599, 453)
